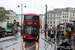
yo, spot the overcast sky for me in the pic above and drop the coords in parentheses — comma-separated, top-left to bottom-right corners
(0, 0, 75, 14)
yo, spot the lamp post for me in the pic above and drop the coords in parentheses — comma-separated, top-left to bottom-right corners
(17, 3, 26, 36)
(45, 4, 47, 38)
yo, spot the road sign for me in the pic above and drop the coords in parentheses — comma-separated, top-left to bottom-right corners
(63, 22, 67, 26)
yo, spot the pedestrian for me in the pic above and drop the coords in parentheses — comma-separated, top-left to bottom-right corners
(71, 31, 74, 40)
(12, 30, 15, 36)
(57, 31, 60, 45)
(68, 29, 71, 41)
(61, 31, 64, 36)
(51, 30, 54, 42)
(13, 30, 16, 37)
(73, 33, 75, 42)
(54, 30, 55, 41)
(15, 30, 18, 36)
(48, 29, 51, 41)
(63, 30, 67, 39)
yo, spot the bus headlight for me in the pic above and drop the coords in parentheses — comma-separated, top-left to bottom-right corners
(24, 36, 25, 38)
(37, 36, 38, 38)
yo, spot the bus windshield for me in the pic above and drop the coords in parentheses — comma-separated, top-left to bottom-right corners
(23, 26, 39, 36)
(24, 15, 39, 20)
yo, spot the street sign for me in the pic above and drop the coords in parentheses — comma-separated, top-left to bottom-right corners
(63, 22, 67, 26)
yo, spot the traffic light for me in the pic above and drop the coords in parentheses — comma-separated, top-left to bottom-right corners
(40, 22, 42, 29)
(14, 20, 16, 24)
(22, 26, 23, 29)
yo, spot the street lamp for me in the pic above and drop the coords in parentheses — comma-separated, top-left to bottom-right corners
(17, 3, 26, 36)
(45, 4, 47, 38)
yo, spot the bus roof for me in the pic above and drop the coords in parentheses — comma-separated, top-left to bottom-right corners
(24, 13, 39, 16)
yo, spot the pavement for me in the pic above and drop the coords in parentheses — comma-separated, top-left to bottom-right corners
(0, 36, 23, 50)
(0, 31, 22, 42)
(0, 36, 21, 42)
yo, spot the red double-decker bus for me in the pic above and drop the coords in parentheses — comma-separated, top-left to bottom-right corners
(23, 13, 40, 41)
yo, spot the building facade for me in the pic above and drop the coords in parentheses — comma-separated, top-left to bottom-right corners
(6, 10, 19, 23)
(46, 7, 75, 29)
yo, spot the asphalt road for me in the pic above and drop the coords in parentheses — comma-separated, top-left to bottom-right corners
(0, 36, 23, 50)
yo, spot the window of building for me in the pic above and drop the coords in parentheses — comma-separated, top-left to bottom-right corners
(63, 16, 64, 18)
(53, 21, 55, 24)
(70, 20, 71, 22)
(67, 16, 68, 18)
(63, 19, 64, 21)
(65, 16, 66, 18)
(67, 20, 68, 21)
(48, 21, 49, 24)
(65, 20, 66, 21)
(73, 11, 74, 13)
(50, 21, 52, 24)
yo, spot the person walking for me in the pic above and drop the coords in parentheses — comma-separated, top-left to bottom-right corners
(51, 30, 54, 42)
(56, 31, 60, 45)
(54, 30, 55, 42)
(63, 30, 67, 39)
(48, 29, 51, 41)
(68, 29, 71, 41)
(12, 30, 15, 36)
